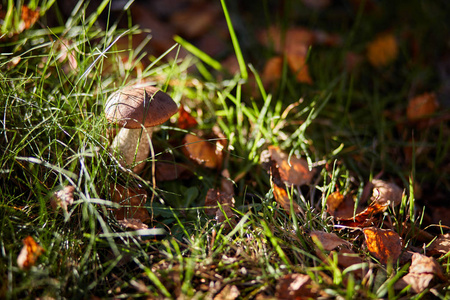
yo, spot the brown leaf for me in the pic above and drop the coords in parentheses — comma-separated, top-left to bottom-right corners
(263, 146, 315, 187)
(428, 233, 450, 256)
(110, 184, 150, 223)
(310, 231, 351, 251)
(338, 201, 390, 228)
(204, 188, 235, 223)
(178, 104, 198, 130)
(406, 92, 438, 122)
(182, 133, 222, 169)
(275, 273, 320, 299)
(214, 285, 240, 300)
(366, 33, 398, 67)
(326, 191, 364, 219)
(170, 2, 220, 39)
(156, 161, 192, 182)
(286, 44, 313, 84)
(50, 185, 75, 212)
(395, 253, 447, 293)
(17, 236, 45, 270)
(272, 182, 302, 214)
(370, 179, 403, 207)
(262, 56, 283, 86)
(363, 227, 402, 264)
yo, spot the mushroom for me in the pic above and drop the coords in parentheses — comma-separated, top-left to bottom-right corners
(105, 86, 178, 173)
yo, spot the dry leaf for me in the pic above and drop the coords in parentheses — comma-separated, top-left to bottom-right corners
(272, 182, 302, 214)
(363, 227, 402, 264)
(263, 146, 315, 187)
(117, 218, 149, 231)
(262, 56, 283, 85)
(204, 188, 235, 223)
(286, 44, 313, 84)
(428, 233, 450, 256)
(370, 179, 403, 207)
(50, 185, 75, 212)
(170, 3, 220, 39)
(310, 231, 351, 251)
(395, 253, 447, 293)
(17, 236, 45, 270)
(337, 201, 390, 228)
(406, 92, 438, 122)
(156, 161, 192, 181)
(366, 33, 398, 67)
(326, 191, 364, 219)
(110, 184, 150, 223)
(178, 104, 198, 130)
(275, 273, 320, 299)
(19, 5, 40, 32)
(183, 133, 222, 169)
(214, 285, 240, 300)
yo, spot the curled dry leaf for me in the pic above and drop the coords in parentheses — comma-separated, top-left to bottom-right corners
(50, 185, 75, 212)
(407, 92, 438, 122)
(275, 273, 321, 299)
(370, 179, 403, 207)
(182, 133, 224, 169)
(395, 253, 447, 293)
(327, 191, 390, 227)
(310, 231, 351, 251)
(428, 233, 450, 256)
(366, 33, 398, 67)
(272, 181, 302, 214)
(110, 184, 150, 223)
(262, 146, 315, 187)
(17, 236, 45, 270)
(363, 227, 402, 265)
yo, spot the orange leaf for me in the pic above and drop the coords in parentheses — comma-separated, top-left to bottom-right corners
(272, 182, 302, 214)
(264, 145, 315, 187)
(326, 191, 365, 220)
(262, 56, 283, 85)
(286, 44, 313, 84)
(178, 105, 198, 130)
(363, 227, 402, 264)
(182, 133, 221, 169)
(366, 33, 398, 67)
(110, 184, 150, 223)
(17, 236, 45, 270)
(406, 92, 438, 122)
(20, 5, 40, 31)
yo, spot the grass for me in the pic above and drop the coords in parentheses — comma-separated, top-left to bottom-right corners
(1, 0, 450, 299)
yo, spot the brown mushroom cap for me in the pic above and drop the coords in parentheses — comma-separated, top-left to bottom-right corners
(105, 86, 178, 129)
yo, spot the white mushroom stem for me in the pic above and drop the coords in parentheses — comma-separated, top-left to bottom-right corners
(111, 127, 152, 174)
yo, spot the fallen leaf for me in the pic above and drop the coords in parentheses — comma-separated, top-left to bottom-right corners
(406, 92, 438, 122)
(110, 184, 150, 223)
(117, 218, 149, 231)
(204, 188, 235, 223)
(272, 182, 302, 214)
(19, 5, 40, 32)
(370, 179, 403, 207)
(428, 233, 450, 256)
(170, 2, 220, 39)
(275, 273, 320, 299)
(338, 202, 390, 228)
(310, 231, 351, 251)
(50, 185, 75, 212)
(156, 161, 192, 181)
(395, 253, 447, 293)
(214, 284, 240, 300)
(17, 236, 45, 270)
(178, 104, 198, 130)
(363, 227, 402, 264)
(262, 146, 315, 187)
(286, 44, 313, 84)
(262, 56, 283, 86)
(366, 33, 398, 67)
(182, 133, 222, 169)
(326, 191, 364, 219)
